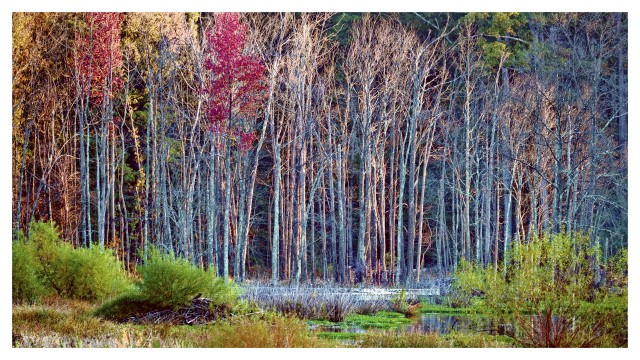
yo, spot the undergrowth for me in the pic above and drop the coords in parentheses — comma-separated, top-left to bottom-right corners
(13, 221, 131, 303)
(94, 246, 243, 322)
(452, 232, 628, 347)
(14, 299, 328, 348)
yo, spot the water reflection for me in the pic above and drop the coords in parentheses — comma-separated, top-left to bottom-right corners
(313, 313, 511, 336)
(407, 314, 514, 336)
(408, 313, 477, 334)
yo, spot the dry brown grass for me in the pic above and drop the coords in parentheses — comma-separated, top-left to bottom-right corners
(12, 297, 330, 348)
(243, 286, 389, 321)
(175, 314, 331, 347)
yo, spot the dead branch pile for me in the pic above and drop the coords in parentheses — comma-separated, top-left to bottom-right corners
(124, 297, 227, 325)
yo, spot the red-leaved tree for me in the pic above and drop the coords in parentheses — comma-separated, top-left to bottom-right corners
(205, 12, 266, 151)
(72, 12, 124, 249)
(204, 13, 267, 281)
(74, 12, 124, 106)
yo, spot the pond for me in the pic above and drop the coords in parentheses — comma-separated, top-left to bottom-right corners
(312, 313, 512, 337)
(407, 313, 509, 335)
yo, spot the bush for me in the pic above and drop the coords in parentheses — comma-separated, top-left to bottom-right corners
(57, 245, 132, 301)
(137, 247, 219, 309)
(12, 236, 49, 304)
(26, 221, 64, 293)
(206, 277, 241, 309)
(604, 248, 627, 289)
(450, 259, 505, 312)
(95, 247, 242, 323)
(389, 289, 420, 316)
(454, 232, 628, 347)
(575, 289, 628, 347)
(14, 221, 131, 303)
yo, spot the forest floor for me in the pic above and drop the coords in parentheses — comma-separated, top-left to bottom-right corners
(11, 292, 515, 348)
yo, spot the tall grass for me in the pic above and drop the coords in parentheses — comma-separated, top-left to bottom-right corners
(199, 314, 329, 347)
(359, 330, 516, 348)
(243, 286, 391, 322)
(13, 299, 327, 348)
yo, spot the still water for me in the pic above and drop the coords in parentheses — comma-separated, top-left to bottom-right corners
(314, 313, 510, 336)
(407, 313, 503, 334)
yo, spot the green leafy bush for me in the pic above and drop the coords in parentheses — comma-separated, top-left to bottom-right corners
(26, 221, 64, 293)
(137, 247, 214, 308)
(604, 248, 627, 288)
(451, 259, 504, 311)
(454, 232, 627, 347)
(60, 246, 132, 301)
(18, 221, 131, 302)
(390, 289, 409, 313)
(95, 247, 242, 322)
(206, 277, 241, 309)
(12, 236, 49, 304)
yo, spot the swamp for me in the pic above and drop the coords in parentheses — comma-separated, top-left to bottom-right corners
(11, 10, 628, 348)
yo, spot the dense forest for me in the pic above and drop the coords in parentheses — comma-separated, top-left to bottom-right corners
(12, 12, 628, 286)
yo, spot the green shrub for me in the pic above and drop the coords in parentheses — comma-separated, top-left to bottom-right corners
(575, 289, 628, 347)
(67, 246, 132, 301)
(26, 221, 63, 291)
(604, 248, 627, 288)
(454, 232, 628, 347)
(451, 259, 505, 312)
(451, 259, 488, 307)
(137, 246, 218, 309)
(95, 247, 243, 322)
(22, 221, 131, 302)
(206, 277, 241, 309)
(390, 289, 409, 314)
(12, 236, 49, 304)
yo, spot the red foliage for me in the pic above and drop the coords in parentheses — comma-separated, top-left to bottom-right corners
(204, 13, 266, 151)
(74, 12, 124, 105)
(236, 131, 259, 152)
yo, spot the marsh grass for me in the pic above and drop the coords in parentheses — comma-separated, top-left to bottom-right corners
(316, 331, 363, 341)
(359, 330, 516, 348)
(343, 311, 412, 329)
(243, 286, 390, 321)
(12, 298, 131, 347)
(13, 297, 329, 348)
(198, 314, 329, 347)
